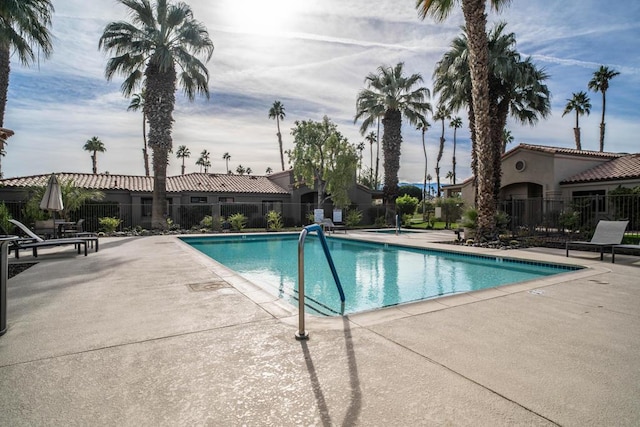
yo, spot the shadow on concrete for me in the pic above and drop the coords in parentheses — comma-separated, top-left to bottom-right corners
(299, 316, 362, 426)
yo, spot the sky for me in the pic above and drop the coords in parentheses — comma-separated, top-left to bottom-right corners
(4, 0, 640, 184)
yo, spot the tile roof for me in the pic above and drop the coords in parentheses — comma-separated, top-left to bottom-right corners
(560, 154, 640, 184)
(0, 172, 290, 194)
(504, 143, 626, 159)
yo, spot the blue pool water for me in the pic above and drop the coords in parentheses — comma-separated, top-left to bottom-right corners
(182, 234, 580, 316)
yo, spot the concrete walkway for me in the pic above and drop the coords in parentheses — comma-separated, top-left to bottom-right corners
(1, 233, 639, 426)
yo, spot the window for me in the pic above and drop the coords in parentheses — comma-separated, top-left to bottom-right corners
(219, 197, 234, 203)
(190, 196, 208, 204)
(141, 198, 152, 217)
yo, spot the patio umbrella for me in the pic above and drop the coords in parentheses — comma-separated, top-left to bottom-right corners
(40, 174, 64, 236)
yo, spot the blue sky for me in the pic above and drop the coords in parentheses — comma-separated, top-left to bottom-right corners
(4, 0, 640, 183)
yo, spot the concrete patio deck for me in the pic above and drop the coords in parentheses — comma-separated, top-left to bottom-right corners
(1, 232, 639, 426)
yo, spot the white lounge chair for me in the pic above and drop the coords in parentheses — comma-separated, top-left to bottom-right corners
(565, 220, 628, 261)
(9, 219, 99, 259)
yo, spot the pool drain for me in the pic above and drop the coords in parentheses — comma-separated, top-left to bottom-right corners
(187, 281, 229, 292)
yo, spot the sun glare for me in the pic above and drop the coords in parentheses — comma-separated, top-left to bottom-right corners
(224, 0, 302, 36)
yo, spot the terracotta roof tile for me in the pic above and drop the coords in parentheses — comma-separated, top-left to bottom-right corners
(505, 143, 625, 159)
(0, 172, 289, 194)
(561, 154, 640, 184)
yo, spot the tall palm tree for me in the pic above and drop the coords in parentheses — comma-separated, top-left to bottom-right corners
(416, 0, 512, 240)
(562, 91, 591, 150)
(355, 62, 432, 203)
(268, 100, 286, 171)
(588, 65, 620, 152)
(222, 152, 231, 173)
(127, 91, 150, 176)
(197, 149, 210, 173)
(99, 0, 214, 229)
(175, 145, 190, 175)
(433, 104, 450, 198)
(364, 131, 377, 188)
(83, 136, 106, 174)
(0, 0, 54, 178)
(449, 116, 462, 184)
(446, 171, 454, 183)
(502, 128, 514, 153)
(433, 22, 550, 206)
(416, 118, 430, 219)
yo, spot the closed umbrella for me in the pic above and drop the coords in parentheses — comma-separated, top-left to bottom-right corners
(40, 174, 64, 237)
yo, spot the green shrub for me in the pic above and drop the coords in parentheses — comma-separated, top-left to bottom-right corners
(0, 203, 12, 234)
(199, 215, 223, 231)
(345, 209, 363, 228)
(98, 216, 122, 233)
(266, 210, 283, 231)
(374, 215, 386, 228)
(228, 213, 247, 231)
(396, 194, 419, 216)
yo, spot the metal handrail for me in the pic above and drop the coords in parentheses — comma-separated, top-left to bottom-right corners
(295, 223, 345, 340)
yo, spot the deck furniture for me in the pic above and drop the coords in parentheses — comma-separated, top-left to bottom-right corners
(565, 220, 629, 261)
(611, 244, 640, 264)
(8, 219, 98, 259)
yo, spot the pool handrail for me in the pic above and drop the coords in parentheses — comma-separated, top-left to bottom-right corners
(296, 223, 345, 340)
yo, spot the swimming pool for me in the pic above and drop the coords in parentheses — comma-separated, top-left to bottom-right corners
(182, 234, 581, 316)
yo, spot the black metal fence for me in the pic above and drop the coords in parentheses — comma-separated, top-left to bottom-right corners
(3, 193, 639, 242)
(500, 193, 640, 241)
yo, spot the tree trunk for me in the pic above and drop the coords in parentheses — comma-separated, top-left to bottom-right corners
(467, 102, 478, 205)
(422, 130, 427, 220)
(143, 113, 150, 176)
(145, 64, 176, 229)
(452, 127, 457, 185)
(436, 119, 445, 198)
(462, 0, 495, 241)
(277, 118, 285, 171)
(492, 98, 510, 206)
(599, 91, 606, 152)
(382, 109, 402, 204)
(375, 117, 381, 189)
(573, 127, 581, 150)
(0, 46, 10, 178)
(92, 153, 97, 174)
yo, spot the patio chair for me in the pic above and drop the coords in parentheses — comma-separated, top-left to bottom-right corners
(566, 220, 629, 261)
(8, 219, 99, 259)
(612, 244, 640, 264)
(321, 218, 347, 234)
(60, 219, 86, 237)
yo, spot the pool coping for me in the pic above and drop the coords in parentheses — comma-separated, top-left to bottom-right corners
(175, 231, 610, 330)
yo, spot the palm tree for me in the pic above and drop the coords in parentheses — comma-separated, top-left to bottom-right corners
(364, 131, 377, 188)
(426, 174, 433, 197)
(236, 164, 246, 175)
(176, 145, 190, 175)
(416, 0, 512, 240)
(83, 136, 106, 174)
(265, 167, 273, 174)
(246, 167, 252, 175)
(588, 65, 620, 152)
(446, 171, 454, 184)
(197, 149, 210, 173)
(562, 91, 591, 150)
(433, 104, 450, 198)
(99, 0, 214, 229)
(417, 118, 430, 219)
(449, 116, 462, 184)
(127, 91, 150, 176)
(502, 128, 514, 153)
(355, 62, 432, 203)
(433, 22, 550, 206)
(222, 152, 231, 173)
(0, 0, 54, 178)
(268, 100, 286, 171)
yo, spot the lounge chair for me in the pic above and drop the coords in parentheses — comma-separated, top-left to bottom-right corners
(565, 220, 629, 261)
(612, 244, 640, 264)
(321, 218, 347, 234)
(8, 219, 99, 259)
